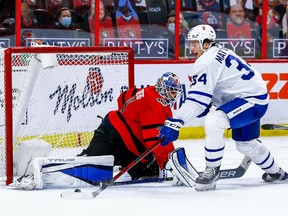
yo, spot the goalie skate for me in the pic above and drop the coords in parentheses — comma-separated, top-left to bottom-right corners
(13, 175, 37, 190)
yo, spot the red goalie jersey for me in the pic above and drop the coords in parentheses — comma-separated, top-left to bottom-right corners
(108, 86, 175, 169)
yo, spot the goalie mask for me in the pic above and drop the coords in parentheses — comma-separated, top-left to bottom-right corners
(155, 72, 182, 107)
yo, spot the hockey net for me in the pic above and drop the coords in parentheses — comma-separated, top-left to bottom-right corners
(0, 46, 134, 185)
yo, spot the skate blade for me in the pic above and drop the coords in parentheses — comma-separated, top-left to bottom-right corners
(195, 182, 216, 191)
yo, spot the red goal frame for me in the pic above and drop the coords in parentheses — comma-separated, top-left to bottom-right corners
(3, 46, 134, 185)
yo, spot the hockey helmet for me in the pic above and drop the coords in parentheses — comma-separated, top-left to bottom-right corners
(155, 72, 182, 107)
(186, 24, 216, 51)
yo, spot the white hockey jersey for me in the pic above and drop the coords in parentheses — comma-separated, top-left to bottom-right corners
(175, 44, 268, 123)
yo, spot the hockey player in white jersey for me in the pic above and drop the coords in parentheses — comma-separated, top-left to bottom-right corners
(159, 24, 288, 191)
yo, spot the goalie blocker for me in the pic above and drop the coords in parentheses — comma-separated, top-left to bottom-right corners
(12, 139, 114, 190)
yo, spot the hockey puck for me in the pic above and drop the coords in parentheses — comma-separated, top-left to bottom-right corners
(74, 189, 81, 193)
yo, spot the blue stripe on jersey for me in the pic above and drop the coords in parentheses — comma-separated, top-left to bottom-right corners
(187, 97, 210, 108)
(245, 93, 268, 100)
(188, 90, 213, 98)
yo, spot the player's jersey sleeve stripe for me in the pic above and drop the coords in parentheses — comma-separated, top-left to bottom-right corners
(120, 88, 138, 105)
(143, 137, 159, 142)
(120, 91, 127, 105)
(142, 124, 162, 130)
(245, 93, 268, 100)
(186, 97, 210, 108)
(188, 90, 212, 98)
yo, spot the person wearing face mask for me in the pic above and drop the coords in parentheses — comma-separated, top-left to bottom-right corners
(159, 10, 189, 59)
(53, 7, 78, 30)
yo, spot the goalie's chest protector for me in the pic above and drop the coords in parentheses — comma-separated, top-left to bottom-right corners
(108, 87, 172, 157)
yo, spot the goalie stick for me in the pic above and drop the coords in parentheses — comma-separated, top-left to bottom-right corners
(116, 155, 251, 185)
(261, 124, 288, 130)
(60, 138, 164, 199)
(60, 154, 251, 193)
(113, 155, 252, 185)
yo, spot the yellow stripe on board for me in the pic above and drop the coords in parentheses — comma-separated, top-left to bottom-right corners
(8, 125, 288, 148)
(14, 132, 94, 148)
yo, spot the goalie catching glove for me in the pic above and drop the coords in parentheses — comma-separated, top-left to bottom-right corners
(159, 118, 184, 146)
(166, 147, 199, 187)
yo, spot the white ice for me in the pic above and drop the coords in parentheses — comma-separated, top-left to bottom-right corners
(1, 136, 287, 216)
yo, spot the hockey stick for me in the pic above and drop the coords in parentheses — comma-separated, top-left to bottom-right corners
(60, 138, 163, 199)
(113, 177, 173, 186)
(261, 124, 288, 130)
(218, 155, 251, 179)
(115, 155, 252, 185)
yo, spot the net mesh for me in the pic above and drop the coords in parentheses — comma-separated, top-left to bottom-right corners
(0, 48, 132, 183)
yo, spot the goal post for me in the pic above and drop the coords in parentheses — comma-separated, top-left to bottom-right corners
(0, 46, 134, 185)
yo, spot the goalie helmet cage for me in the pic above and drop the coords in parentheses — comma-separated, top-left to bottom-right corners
(0, 46, 134, 185)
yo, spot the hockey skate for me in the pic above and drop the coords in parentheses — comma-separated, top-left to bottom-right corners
(195, 166, 220, 191)
(262, 168, 288, 183)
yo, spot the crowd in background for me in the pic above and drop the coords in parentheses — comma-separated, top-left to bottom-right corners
(0, 0, 287, 59)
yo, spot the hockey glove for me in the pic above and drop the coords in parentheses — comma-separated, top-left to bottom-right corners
(159, 118, 184, 146)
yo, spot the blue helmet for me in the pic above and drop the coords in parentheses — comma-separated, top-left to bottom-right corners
(155, 72, 182, 106)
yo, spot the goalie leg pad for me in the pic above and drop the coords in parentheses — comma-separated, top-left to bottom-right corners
(168, 147, 199, 187)
(15, 155, 114, 190)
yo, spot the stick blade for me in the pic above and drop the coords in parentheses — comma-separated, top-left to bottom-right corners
(261, 124, 275, 130)
(61, 190, 94, 199)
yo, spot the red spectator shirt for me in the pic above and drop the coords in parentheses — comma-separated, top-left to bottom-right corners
(89, 15, 115, 46)
(116, 16, 142, 46)
(226, 20, 252, 40)
(108, 86, 175, 169)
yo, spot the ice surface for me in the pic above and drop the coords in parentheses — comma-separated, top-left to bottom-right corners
(1, 136, 287, 216)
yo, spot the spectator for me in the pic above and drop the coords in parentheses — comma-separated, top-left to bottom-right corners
(115, 0, 142, 45)
(97, 0, 115, 46)
(21, 1, 39, 28)
(236, 0, 255, 21)
(255, 5, 282, 57)
(53, 7, 78, 30)
(226, 4, 259, 39)
(146, 0, 168, 26)
(196, 0, 229, 30)
(197, 0, 230, 12)
(283, 6, 288, 39)
(281, 6, 288, 56)
(159, 10, 188, 59)
(226, 4, 261, 57)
